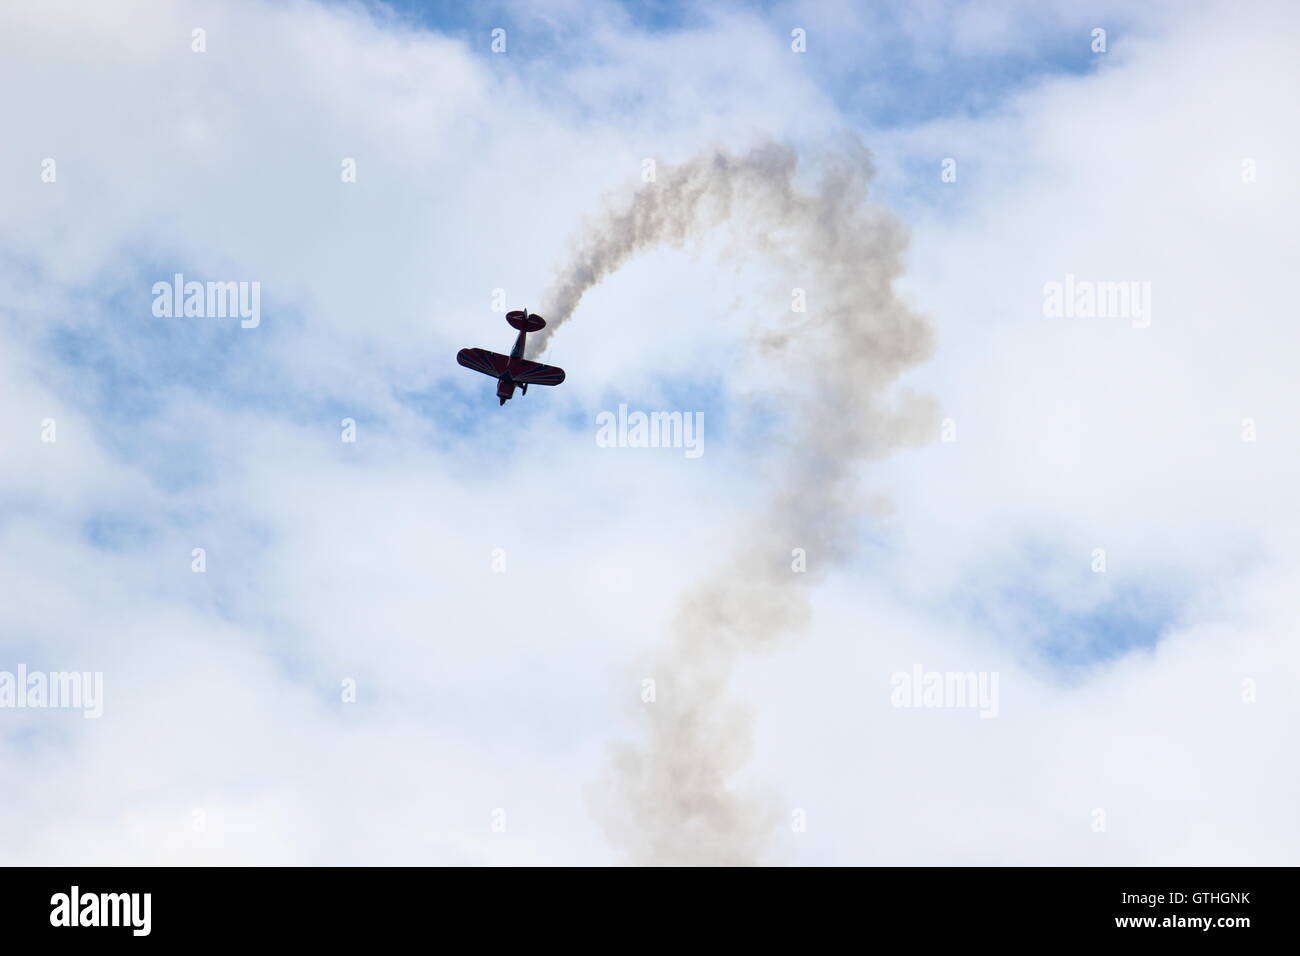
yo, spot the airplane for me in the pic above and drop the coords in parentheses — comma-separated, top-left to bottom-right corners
(456, 309, 566, 406)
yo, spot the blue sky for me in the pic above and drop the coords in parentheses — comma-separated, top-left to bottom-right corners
(0, 1, 1226, 692)
(367, 0, 1121, 126)
(1, 0, 1297, 866)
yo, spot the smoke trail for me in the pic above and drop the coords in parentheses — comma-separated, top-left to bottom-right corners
(538, 141, 937, 865)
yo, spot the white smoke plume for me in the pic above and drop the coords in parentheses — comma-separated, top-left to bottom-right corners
(536, 141, 937, 865)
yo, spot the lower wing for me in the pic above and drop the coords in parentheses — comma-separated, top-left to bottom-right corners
(457, 348, 509, 378)
(510, 359, 566, 386)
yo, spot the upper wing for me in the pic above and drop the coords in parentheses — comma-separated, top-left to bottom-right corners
(510, 359, 566, 386)
(457, 348, 509, 378)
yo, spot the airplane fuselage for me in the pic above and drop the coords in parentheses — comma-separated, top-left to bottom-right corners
(496, 328, 530, 403)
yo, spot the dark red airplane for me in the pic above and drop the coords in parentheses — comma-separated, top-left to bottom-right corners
(456, 310, 566, 405)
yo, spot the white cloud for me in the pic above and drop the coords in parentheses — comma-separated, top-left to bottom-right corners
(0, 0, 1296, 864)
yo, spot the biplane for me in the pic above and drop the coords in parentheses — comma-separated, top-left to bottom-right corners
(456, 310, 566, 406)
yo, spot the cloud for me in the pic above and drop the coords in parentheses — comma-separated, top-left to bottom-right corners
(0, 0, 1296, 865)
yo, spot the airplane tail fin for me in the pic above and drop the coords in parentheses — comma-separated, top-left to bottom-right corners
(507, 310, 546, 332)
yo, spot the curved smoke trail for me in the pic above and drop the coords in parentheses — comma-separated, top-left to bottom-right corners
(537, 141, 937, 865)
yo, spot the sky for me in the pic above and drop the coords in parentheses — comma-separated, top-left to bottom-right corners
(0, 0, 1297, 865)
